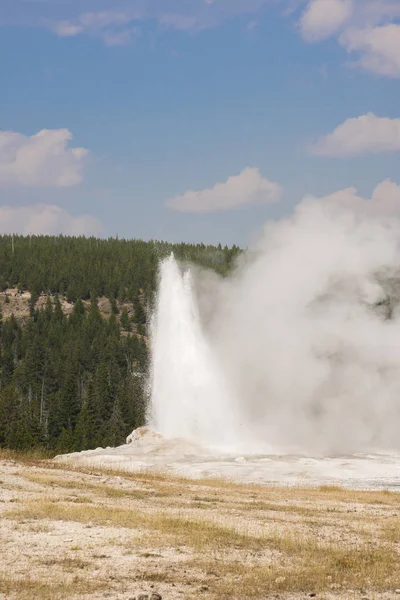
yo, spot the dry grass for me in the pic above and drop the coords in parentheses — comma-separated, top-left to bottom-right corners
(198, 544, 399, 597)
(0, 448, 55, 462)
(0, 574, 108, 600)
(6, 500, 265, 552)
(40, 556, 92, 570)
(381, 517, 400, 543)
(1, 457, 400, 599)
(59, 464, 400, 505)
(21, 471, 151, 500)
(7, 496, 400, 592)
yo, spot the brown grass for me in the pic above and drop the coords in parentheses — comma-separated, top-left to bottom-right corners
(54, 463, 400, 505)
(21, 471, 151, 500)
(0, 448, 56, 462)
(0, 574, 108, 600)
(40, 556, 92, 570)
(6, 500, 265, 552)
(2, 456, 400, 599)
(199, 544, 399, 597)
(381, 517, 400, 543)
(7, 496, 400, 591)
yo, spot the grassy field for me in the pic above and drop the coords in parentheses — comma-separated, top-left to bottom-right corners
(0, 450, 400, 599)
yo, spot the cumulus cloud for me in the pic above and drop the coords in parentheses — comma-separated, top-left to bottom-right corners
(299, 0, 353, 42)
(0, 129, 88, 187)
(317, 179, 400, 215)
(361, 1, 400, 24)
(0, 204, 103, 236)
(340, 23, 400, 77)
(298, 0, 400, 77)
(166, 168, 283, 213)
(3, 0, 399, 78)
(310, 113, 400, 156)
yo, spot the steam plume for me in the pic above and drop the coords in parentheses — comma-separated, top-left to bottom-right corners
(150, 194, 400, 454)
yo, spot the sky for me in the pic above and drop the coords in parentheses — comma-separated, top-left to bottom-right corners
(0, 0, 399, 246)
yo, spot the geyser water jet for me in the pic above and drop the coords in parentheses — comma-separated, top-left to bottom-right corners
(150, 199, 400, 455)
(149, 254, 239, 448)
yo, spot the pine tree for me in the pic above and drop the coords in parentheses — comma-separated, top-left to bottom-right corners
(70, 298, 85, 325)
(110, 296, 119, 315)
(0, 387, 18, 447)
(74, 399, 92, 451)
(105, 397, 126, 447)
(56, 345, 80, 433)
(56, 427, 75, 454)
(133, 297, 146, 325)
(45, 296, 53, 321)
(120, 307, 131, 331)
(95, 361, 113, 427)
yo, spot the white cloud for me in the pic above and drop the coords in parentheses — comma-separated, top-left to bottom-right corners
(298, 0, 400, 77)
(79, 11, 131, 28)
(3, 0, 399, 78)
(339, 23, 400, 77)
(158, 14, 198, 31)
(318, 179, 400, 215)
(50, 9, 203, 40)
(102, 27, 138, 46)
(52, 21, 83, 37)
(2, 1, 275, 40)
(310, 113, 400, 156)
(49, 11, 137, 45)
(0, 129, 88, 187)
(300, 0, 353, 42)
(360, 1, 400, 25)
(0, 204, 103, 236)
(166, 167, 282, 213)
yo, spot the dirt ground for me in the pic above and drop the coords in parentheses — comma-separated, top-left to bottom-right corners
(1, 454, 400, 600)
(0, 292, 136, 327)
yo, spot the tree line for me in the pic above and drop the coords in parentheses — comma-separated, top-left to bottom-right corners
(0, 235, 241, 302)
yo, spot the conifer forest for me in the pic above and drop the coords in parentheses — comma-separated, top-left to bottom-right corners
(0, 235, 241, 453)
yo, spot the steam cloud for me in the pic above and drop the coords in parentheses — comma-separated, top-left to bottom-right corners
(150, 193, 400, 455)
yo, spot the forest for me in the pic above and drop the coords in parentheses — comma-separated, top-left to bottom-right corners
(0, 235, 241, 453)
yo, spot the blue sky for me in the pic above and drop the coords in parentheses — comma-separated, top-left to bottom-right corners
(0, 0, 399, 245)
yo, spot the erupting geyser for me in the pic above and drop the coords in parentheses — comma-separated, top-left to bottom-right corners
(149, 255, 239, 448)
(149, 199, 400, 456)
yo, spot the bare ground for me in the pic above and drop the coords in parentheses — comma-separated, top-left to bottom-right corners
(1, 452, 400, 600)
(0, 292, 138, 330)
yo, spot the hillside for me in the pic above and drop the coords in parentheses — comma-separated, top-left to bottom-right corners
(0, 235, 242, 456)
(0, 289, 143, 335)
(0, 235, 241, 303)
